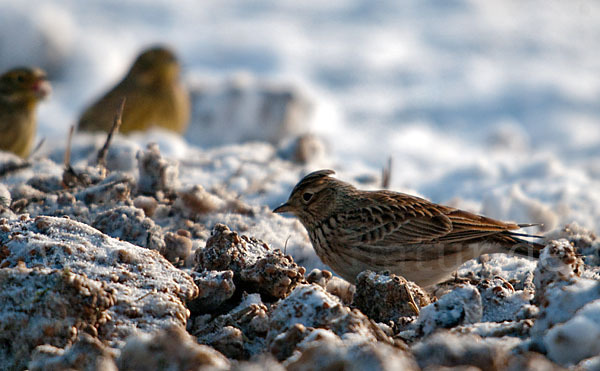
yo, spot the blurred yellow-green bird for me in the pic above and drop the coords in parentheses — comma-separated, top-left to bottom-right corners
(0, 67, 51, 158)
(78, 46, 190, 134)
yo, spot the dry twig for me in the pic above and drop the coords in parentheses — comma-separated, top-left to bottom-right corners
(97, 97, 126, 169)
(381, 156, 392, 189)
(62, 125, 90, 187)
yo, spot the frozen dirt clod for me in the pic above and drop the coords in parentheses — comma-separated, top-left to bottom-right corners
(28, 333, 118, 371)
(535, 239, 583, 284)
(73, 171, 134, 205)
(188, 270, 236, 313)
(132, 195, 158, 217)
(505, 352, 567, 371)
(285, 336, 418, 371)
(353, 270, 431, 323)
(477, 277, 534, 322)
(266, 284, 394, 349)
(137, 142, 179, 196)
(533, 239, 583, 304)
(117, 325, 229, 371)
(543, 299, 600, 366)
(306, 268, 355, 305)
(0, 183, 11, 207)
(415, 284, 482, 336)
(451, 319, 534, 339)
(278, 133, 327, 164)
(531, 278, 600, 353)
(195, 223, 306, 299)
(92, 205, 166, 252)
(412, 332, 517, 371)
(0, 265, 116, 370)
(268, 323, 315, 361)
(546, 222, 600, 267)
(175, 184, 227, 216)
(162, 230, 193, 264)
(0, 216, 198, 350)
(230, 354, 286, 371)
(191, 293, 270, 360)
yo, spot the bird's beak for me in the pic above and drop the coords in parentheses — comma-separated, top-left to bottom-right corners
(273, 202, 293, 213)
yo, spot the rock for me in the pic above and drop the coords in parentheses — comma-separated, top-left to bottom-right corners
(278, 134, 327, 164)
(137, 143, 179, 196)
(533, 239, 583, 304)
(412, 332, 516, 371)
(29, 334, 118, 371)
(306, 268, 355, 305)
(477, 277, 534, 322)
(576, 355, 600, 371)
(531, 278, 600, 349)
(543, 299, 600, 366)
(353, 270, 431, 323)
(162, 230, 193, 264)
(269, 323, 314, 361)
(0, 216, 198, 349)
(0, 265, 115, 370)
(230, 354, 285, 371)
(133, 195, 158, 217)
(176, 185, 227, 216)
(192, 293, 269, 360)
(546, 223, 600, 267)
(451, 320, 534, 339)
(416, 284, 482, 336)
(117, 326, 229, 370)
(285, 336, 418, 371)
(0, 183, 10, 207)
(188, 270, 236, 313)
(505, 352, 566, 371)
(267, 284, 394, 348)
(92, 205, 166, 252)
(195, 224, 305, 299)
(73, 172, 134, 205)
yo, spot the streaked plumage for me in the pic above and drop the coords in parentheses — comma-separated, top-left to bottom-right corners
(0, 67, 50, 158)
(274, 169, 543, 286)
(78, 46, 190, 134)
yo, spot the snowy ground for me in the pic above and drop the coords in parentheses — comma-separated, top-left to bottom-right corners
(2, 1, 600, 369)
(2, 0, 599, 235)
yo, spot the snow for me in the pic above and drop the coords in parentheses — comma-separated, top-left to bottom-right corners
(2, 0, 599, 233)
(2, 1, 600, 366)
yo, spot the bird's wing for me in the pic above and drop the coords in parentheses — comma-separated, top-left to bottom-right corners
(340, 191, 519, 246)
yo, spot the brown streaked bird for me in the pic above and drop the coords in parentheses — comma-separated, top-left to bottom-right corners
(0, 67, 51, 158)
(78, 46, 190, 134)
(273, 170, 544, 287)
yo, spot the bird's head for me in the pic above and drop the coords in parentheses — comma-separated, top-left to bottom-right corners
(273, 169, 352, 224)
(127, 46, 181, 86)
(0, 67, 51, 105)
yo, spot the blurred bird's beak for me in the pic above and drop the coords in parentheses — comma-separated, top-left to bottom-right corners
(273, 202, 293, 213)
(34, 80, 52, 99)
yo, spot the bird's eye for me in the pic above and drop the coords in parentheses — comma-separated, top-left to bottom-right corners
(302, 192, 313, 202)
(16, 74, 26, 83)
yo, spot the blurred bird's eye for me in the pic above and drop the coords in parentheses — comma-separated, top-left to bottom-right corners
(16, 74, 26, 83)
(302, 192, 313, 202)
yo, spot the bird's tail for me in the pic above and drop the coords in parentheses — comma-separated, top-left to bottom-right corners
(504, 223, 546, 258)
(509, 236, 545, 258)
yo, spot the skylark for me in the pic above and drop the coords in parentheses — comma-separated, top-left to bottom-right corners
(274, 169, 543, 287)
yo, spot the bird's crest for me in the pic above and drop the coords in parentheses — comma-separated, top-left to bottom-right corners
(291, 169, 336, 195)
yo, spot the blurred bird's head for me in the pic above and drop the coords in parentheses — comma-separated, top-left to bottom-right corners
(0, 67, 51, 105)
(126, 46, 181, 86)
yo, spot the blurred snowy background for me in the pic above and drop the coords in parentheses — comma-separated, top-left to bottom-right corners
(1, 0, 599, 233)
